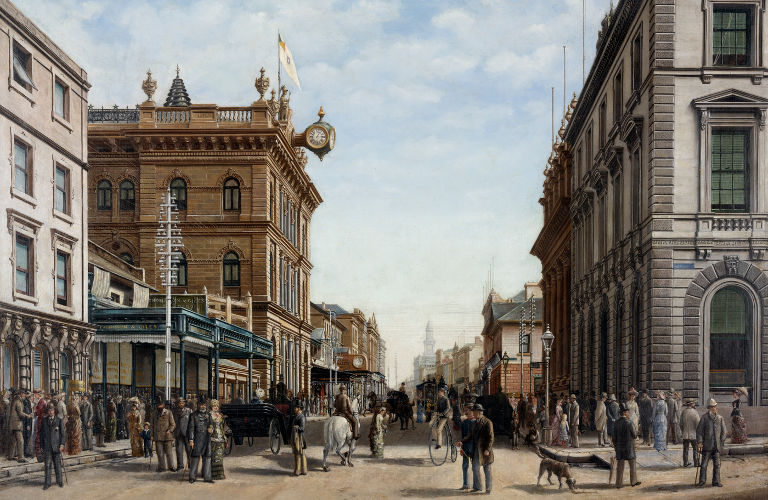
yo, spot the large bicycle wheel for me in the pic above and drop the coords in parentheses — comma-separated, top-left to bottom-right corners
(269, 418, 281, 455)
(224, 433, 234, 456)
(428, 420, 449, 466)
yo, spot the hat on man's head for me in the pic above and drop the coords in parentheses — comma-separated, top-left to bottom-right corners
(197, 395, 208, 406)
(684, 398, 697, 406)
(570, 394, 577, 400)
(295, 401, 304, 409)
(608, 394, 616, 401)
(46, 402, 55, 412)
(600, 392, 607, 399)
(707, 398, 718, 408)
(155, 395, 165, 406)
(473, 403, 485, 412)
(619, 402, 629, 413)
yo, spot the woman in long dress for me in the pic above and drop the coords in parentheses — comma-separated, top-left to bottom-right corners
(127, 399, 144, 457)
(372, 406, 387, 458)
(731, 387, 749, 444)
(210, 400, 227, 480)
(66, 395, 83, 455)
(559, 413, 569, 448)
(416, 400, 424, 423)
(651, 392, 668, 452)
(34, 395, 48, 460)
(550, 400, 564, 446)
(106, 397, 117, 443)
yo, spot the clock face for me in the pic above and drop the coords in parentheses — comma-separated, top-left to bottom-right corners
(353, 356, 364, 368)
(307, 126, 328, 148)
(329, 129, 336, 150)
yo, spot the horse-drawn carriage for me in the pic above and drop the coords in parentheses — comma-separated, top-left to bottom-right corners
(221, 402, 292, 455)
(473, 393, 513, 436)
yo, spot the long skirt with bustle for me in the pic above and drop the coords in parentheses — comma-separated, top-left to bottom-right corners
(66, 410, 83, 455)
(106, 417, 117, 443)
(653, 414, 667, 451)
(212, 442, 225, 479)
(731, 415, 749, 444)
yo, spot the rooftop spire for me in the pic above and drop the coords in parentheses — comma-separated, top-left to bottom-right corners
(164, 65, 191, 107)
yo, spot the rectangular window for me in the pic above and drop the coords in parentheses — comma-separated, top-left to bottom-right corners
(614, 174, 622, 244)
(711, 130, 749, 212)
(614, 70, 623, 125)
(33, 349, 42, 391)
(713, 9, 750, 66)
(14, 140, 30, 195)
(599, 99, 607, 148)
(56, 251, 68, 306)
(632, 33, 642, 91)
(54, 80, 68, 119)
(586, 128, 593, 167)
(15, 235, 31, 295)
(632, 149, 641, 226)
(12, 43, 34, 92)
(55, 166, 68, 214)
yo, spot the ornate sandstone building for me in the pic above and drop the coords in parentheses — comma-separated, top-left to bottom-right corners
(87, 68, 328, 399)
(563, 0, 768, 426)
(0, 1, 95, 395)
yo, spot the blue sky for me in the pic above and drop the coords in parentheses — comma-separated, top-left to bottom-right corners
(16, 0, 612, 383)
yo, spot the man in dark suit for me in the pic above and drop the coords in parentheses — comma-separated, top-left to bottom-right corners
(40, 402, 65, 490)
(697, 398, 727, 487)
(173, 398, 191, 472)
(187, 397, 214, 484)
(612, 403, 640, 488)
(456, 403, 494, 494)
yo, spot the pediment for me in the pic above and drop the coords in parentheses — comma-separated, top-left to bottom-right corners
(692, 88, 768, 109)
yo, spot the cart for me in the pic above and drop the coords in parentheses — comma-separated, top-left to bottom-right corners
(221, 402, 291, 456)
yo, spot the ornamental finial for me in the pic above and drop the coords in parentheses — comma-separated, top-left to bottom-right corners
(141, 69, 157, 102)
(318, 106, 325, 120)
(176, 64, 180, 78)
(255, 67, 270, 101)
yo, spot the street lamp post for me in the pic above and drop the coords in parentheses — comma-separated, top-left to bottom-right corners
(541, 324, 555, 444)
(520, 307, 525, 397)
(501, 351, 510, 395)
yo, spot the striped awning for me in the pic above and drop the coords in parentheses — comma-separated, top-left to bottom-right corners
(94, 333, 213, 349)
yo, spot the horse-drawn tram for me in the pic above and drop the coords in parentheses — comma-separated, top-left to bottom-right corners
(221, 402, 292, 455)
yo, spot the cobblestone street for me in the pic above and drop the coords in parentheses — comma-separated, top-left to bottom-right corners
(2, 416, 766, 500)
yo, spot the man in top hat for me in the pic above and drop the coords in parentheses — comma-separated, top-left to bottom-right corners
(150, 396, 176, 472)
(93, 395, 106, 447)
(456, 403, 494, 494)
(595, 393, 608, 447)
(173, 397, 191, 472)
(291, 401, 307, 476)
(638, 389, 654, 446)
(567, 394, 580, 448)
(80, 393, 94, 451)
(612, 402, 640, 488)
(187, 396, 214, 483)
(40, 402, 65, 489)
(21, 389, 34, 458)
(233, 390, 246, 405)
(432, 387, 450, 449)
(696, 399, 726, 487)
(606, 394, 619, 440)
(333, 385, 360, 440)
(680, 398, 700, 468)
(7, 388, 31, 462)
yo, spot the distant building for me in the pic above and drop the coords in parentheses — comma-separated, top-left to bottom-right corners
(0, 0, 95, 395)
(452, 336, 484, 393)
(413, 321, 437, 383)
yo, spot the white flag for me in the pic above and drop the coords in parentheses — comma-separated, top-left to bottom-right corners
(278, 33, 301, 90)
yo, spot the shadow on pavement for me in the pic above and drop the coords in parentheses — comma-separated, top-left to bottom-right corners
(398, 487, 469, 497)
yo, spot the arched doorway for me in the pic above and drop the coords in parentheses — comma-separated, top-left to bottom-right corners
(709, 286, 753, 403)
(1, 342, 18, 390)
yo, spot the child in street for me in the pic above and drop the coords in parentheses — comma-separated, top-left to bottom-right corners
(140, 422, 152, 458)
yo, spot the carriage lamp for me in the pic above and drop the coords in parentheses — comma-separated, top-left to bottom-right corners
(541, 325, 554, 444)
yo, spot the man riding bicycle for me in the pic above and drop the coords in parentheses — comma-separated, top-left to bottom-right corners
(433, 387, 450, 449)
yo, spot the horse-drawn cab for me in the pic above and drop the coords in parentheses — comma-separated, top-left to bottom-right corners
(474, 392, 512, 436)
(221, 401, 292, 455)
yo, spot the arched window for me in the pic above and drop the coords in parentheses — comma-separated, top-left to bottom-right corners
(120, 253, 134, 266)
(60, 352, 70, 397)
(97, 180, 112, 210)
(32, 346, 44, 391)
(1, 343, 15, 390)
(175, 253, 188, 287)
(599, 308, 608, 394)
(170, 178, 187, 210)
(119, 180, 135, 210)
(223, 178, 240, 211)
(223, 252, 240, 287)
(710, 287, 751, 391)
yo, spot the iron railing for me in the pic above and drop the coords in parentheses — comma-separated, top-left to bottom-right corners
(88, 105, 140, 123)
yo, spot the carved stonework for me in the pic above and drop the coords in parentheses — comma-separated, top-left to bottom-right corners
(724, 255, 740, 275)
(697, 249, 712, 260)
(142, 69, 157, 102)
(255, 68, 270, 100)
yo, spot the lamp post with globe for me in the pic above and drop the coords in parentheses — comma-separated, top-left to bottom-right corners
(541, 324, 555, 444)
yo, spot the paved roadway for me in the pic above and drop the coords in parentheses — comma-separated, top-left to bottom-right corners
(1, 414, 766, 499)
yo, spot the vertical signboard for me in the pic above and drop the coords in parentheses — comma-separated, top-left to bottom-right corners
(106, 343, 119, 384)
(119, 342, 132, 386)
(198, 358, 208, 393)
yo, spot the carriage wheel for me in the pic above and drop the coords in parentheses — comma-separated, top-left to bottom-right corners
(224, 434, 234, 456)
(428, 420, 449, 466)
(248, 436, 254, 447)
(269, 418, 281, 455)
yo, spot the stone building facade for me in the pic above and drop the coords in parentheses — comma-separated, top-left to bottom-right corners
(531, 96, 577, 395)
(87, 69, 322, 399)
(0, 1, 95, 395)
(567, 0, 768, 409)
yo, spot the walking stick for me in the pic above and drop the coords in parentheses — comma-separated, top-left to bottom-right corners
(60, 454, 69, 485)
(694, 464, 699, 485)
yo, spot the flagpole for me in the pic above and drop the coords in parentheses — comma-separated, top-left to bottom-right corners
(277, 29, 281, 101)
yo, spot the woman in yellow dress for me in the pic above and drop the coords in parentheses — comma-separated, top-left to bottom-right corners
(127, 398, 144, 457)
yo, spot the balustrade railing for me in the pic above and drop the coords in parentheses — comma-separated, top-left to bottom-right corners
(218, 108, 251, 124)
(87, 105, 140, 123)
(711, 216, 752, 231)
(156, 109, 190, 124)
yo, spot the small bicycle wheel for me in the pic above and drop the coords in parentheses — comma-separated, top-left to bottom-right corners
(248, 436, 254, 447)
(450, 443, 458, 462)
(428, 420, 449, 466)
(269, 418, 281, 455)
(224, 434, 234, 456)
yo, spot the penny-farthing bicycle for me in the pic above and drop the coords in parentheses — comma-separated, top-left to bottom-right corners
(428, 410, 458, 466)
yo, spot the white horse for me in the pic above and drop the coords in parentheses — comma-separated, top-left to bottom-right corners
(322, 397, 360, 472)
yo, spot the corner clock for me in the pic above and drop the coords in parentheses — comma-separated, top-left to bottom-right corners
(303, 106, 335, 161)
(352, 356, 364, 369)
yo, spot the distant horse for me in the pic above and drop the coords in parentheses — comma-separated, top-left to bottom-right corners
(322, 397, 360, 471)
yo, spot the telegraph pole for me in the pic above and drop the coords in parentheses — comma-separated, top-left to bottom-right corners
(156, 187, 182, 402)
